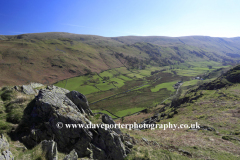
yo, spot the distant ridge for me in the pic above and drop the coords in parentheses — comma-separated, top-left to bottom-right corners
(1, 32, 240, 86)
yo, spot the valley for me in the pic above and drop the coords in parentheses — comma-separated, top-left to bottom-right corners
(0, 33, 240, 87)
(0, 32, 240, 160)
(54, 60, 230, 118)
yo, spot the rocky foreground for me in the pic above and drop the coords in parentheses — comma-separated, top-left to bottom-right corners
(3, 83, 134, 160)
(0, 134, 14, 160)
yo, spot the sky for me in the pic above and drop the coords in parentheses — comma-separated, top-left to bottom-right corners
(0, 0, 240, 37)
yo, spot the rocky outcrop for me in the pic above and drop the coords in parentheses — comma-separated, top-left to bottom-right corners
(66, 91, 93, 116)
(0, 134, 14, 160)
(222, 136, 240, 142)
(22, 85, 36, 95)
(189, 125, 215, 131)
(102, 114, 121, 134)
(137, 113, 160, 130)
(30, 82, 44, 89)
(14, 82, 44, 95)
(40, 140, 58, 160)
(90, 127, 126, 160)
(63, 149, 78, 160)
(17, 85, 128, 160)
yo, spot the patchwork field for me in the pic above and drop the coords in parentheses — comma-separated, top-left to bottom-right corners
(54, 61, 230, 118)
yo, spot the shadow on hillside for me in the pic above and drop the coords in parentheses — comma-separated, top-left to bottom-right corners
(9, 98, 37, 148)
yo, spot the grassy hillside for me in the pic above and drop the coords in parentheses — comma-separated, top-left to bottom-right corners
(1, 65, 240, 159)
(119, 64, 240, 159)
(0, 32, 240, 87)
(112, 36, 240, 56)
(199, 65, 240, 90)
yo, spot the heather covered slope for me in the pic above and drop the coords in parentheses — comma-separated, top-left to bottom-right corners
(1, 32, 240, 87)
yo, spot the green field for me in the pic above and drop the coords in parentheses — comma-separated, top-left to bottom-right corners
(65, 76, 88, 90)
(110, 78, 125, 88)
(173, 69, 205, 77)
(75, 86, 99, 95)
(92, 110, 118, 118)
(115, 107, 146, 117)
(181, 80, 199, 87)
(118, 75, 132, 81)
(115, 67, 132, 74)
(99, 70, 115, 78)
(126, 73, 144, 78)
(54, 61, 228, 118)
(96, 83, 115, 91)
(137, 70, 152, 76)
(54, 80, 66, 88)
(151, 81, 177, 92)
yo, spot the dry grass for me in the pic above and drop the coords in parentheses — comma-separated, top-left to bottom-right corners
(123, 127, 240, 159)
(115, 112, 153, 124)
(14, 92, 33, 103)
(121, 85, 240, 159)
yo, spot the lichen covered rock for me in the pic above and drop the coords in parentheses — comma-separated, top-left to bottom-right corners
(0, 134, 14, 160)
(66, 91, 93, 116)
(63, 149, 78, 160)
(17, 85, 127, 160)
(40, 140, 58, 160)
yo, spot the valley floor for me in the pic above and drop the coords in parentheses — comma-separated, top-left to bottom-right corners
(55, 61, 230, 119)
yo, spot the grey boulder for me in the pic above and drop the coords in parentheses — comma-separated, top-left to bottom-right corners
(63, 149, 78, 160)
(0, 134, 14, 160)
(19, 86, 127, 160)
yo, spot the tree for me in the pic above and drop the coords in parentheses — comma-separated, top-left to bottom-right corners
(208, 65, 213, 69)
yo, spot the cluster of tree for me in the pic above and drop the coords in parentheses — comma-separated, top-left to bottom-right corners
(115, 52, 146, 69)
(208, 65, 213, 69)
(114, 52, 124, 59)
(189, 50, 204, 58)
(114, 46, 187, 70)
(151, 70, 161, 75)
(102, 76, 110, 80)
(133, 42, 162, 58)
(89, 78, 100, 83)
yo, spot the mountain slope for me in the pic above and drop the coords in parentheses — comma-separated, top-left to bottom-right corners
(199, 65, 240, 90)
(112, 36, 240, 55)
(1, 32, 240, 87)
(120, 64, 240, 159)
